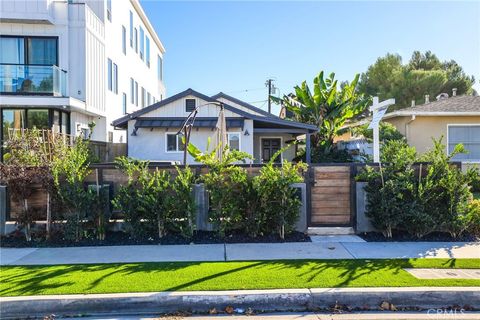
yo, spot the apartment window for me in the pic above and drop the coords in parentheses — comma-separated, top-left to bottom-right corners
(122, 26, 126, 55)
(106, 0, 112, 21)
(130, 78, 134, 104)
(448, 125, 480, 161)
(147, 92, 151, 105)
(185, 99, 196, 112)
(227, 133, 240, 151)
(139, 27, 144, 60)
(145, 36, 150, 67)
(134, 81, 138, 106)
(122, 93, 127, 114)
(1, 36, 58, 65)
(129, 11, 133, 47)
(157, 55, 163, 81)
(134, 28, 138, 53)
(113, 63, 118, 94)
(166, 133, 185, 152)
(107, 58, 112, 91)
(108, 131, 113, 142)
(141, 87, 147, 108)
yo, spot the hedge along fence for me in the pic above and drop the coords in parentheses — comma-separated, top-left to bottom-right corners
(1, 162, 307, 240)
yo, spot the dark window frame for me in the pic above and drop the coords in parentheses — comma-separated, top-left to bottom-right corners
(0, 35, 59, 66)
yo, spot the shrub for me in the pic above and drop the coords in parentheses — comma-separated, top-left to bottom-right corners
(358, 137, 478, 239)
(254, 152, 306, 239)
(466, 199, 480, 236)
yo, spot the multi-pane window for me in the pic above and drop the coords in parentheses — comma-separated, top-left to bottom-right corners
(107, 58, 112, 91)
(185, 99, 196, 112)
(122, 93, 127, 114)
(129, 11, 133, 47)
(227, 133, 240, 151)
(130, 78, 134, 104)
(122, 26, 126, 55)
(113, 63, 118, 94)
(166, 133, 185, 152)
(139, 27, 144, 60)
(106, 0, 112, 21)
(0, 36, 57, 65)
(157, 55, 163, 81)
(145, 36, 150, 67)
(448, 125, 480, 161)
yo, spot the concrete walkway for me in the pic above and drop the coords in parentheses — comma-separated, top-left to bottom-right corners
(1, 238, 479, 266)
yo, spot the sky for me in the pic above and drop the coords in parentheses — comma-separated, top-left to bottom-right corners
(141, 0, 480, 113)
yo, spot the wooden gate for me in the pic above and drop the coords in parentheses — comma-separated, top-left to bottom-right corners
(308, 165, 355, 226)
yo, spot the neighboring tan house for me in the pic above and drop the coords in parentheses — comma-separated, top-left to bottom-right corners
(383, 95, 480, 162)
(112, 88, 318, 164)
(338, 93, 480, 163)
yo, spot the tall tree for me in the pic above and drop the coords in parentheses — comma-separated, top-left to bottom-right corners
(359, 51, 475, 109)
(273, 71, 370, 156)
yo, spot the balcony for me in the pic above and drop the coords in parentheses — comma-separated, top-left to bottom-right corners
(0, 64, 67, 97)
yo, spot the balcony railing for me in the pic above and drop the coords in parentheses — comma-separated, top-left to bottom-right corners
(0, 64, 67, 97)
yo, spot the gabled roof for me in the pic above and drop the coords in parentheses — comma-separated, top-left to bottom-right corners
(383, 95, 480, 119)
(211, 92, 280, 118)
(112, 88, 318, 132)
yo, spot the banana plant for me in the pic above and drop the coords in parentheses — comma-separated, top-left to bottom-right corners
(272, 71, 370, 155)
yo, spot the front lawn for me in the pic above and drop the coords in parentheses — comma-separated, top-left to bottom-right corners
(1, 259, 479, 297)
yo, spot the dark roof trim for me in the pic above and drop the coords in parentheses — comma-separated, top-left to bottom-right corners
(134, 117, 244, 129)
(112, 88, 217, 128)
(211, 92, 280, 118)
(112, 88, 318, 132)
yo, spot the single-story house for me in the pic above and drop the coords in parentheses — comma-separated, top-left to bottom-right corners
(112, 88, 318, 164)
(338, 94, 480, 163)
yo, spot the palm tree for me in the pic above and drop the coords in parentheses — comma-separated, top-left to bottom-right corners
(273, 71, 370, 156)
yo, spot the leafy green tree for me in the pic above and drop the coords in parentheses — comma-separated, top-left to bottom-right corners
(351, 122, 404, 143)
(359, 51, 475, 109)
(273, 71, 370, 159)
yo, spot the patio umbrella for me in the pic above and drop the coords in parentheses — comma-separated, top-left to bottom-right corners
(213, 105, 227, 160)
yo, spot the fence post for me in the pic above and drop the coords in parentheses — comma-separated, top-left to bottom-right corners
(0, 185, 6, 236)
(291, 182, 307, 232)
(193, 183, 212, 231)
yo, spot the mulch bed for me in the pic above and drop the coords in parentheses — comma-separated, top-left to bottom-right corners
(0, 230, 310, 248)
(359, 231, 479, 242)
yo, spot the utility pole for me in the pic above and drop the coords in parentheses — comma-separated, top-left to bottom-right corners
(265, 78, 276, 114)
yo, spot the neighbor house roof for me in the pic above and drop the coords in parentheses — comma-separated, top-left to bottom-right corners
(383, 95, 480, 119)
(112, 88, 318, 132)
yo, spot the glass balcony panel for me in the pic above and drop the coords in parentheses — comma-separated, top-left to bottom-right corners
(0, 64, 66, 96)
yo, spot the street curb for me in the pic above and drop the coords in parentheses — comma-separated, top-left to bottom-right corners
(1, 287, 479, 318)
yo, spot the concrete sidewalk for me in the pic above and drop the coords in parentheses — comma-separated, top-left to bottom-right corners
(1, 239, 479, 265)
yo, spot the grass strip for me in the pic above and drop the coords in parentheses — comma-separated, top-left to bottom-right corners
(1, 259, 479, 297)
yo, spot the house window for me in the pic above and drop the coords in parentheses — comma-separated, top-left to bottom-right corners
(106, 0, 112, 21)
(27, 38, 57, 65)
(0, 36, 57, 65)
(122, 92, 127, 114)
(139, 27, 144, 60)
(448, 125, 480, 162)
(129, 11, 133, 47)
(107, 58, 112, 91)
(122, 26, 126, 55)
(134, 81, 138, 106)
(166, 133, 185, 152)
(130, 78, 134, 104)
(134, 28, 138, 53)
(185, 99, 196, 112)
(147, 92, 151, 105)
(145, 36, 150, 67)
(157, 55, 163, 81)
(227, 133, 240, 151)
(113, 63, 118, 94)
(141, 87, 146, 108)
(108, 131, 113, 142)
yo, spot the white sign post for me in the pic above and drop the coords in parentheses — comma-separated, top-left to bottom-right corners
(368, 97, 395, 163)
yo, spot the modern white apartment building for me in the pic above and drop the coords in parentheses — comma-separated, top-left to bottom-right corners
(0, 0, 165, 148)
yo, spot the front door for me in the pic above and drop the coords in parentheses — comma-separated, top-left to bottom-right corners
(261, 138, 281, 163)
